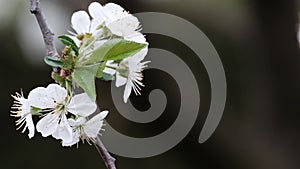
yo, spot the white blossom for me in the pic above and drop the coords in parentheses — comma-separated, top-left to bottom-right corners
(86, 2, 150, 102)
(69, 2, 147, 48)
(88, 2, 147, 44)
(28, 84, 97, 143)
(116, 48, 149, 103)
(11, 91, 35, 139)
(69, 10, 104, 47)
(71, 11, 92, 35)
(62, 110, 109, 146)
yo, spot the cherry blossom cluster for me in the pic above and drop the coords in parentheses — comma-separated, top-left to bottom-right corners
(11, 84, 107, 146)
(69, 2, 149, 103)
(11, 1, 149, 147)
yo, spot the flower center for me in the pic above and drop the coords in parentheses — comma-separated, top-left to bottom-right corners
(55, 104, 66, 112)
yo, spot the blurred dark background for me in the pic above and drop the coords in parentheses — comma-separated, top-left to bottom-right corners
(1, 0, 300, 168)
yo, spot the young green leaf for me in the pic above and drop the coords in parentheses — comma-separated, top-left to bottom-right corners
(44, 56, 63, 68)
(72, 64, 99, 101)
(78, 39, 147, 66)
(58, 35, 79, 56)
(103, 39, 147, 61)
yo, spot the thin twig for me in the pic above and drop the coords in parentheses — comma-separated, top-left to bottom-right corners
(29, 0, 59, 58)
(29, 1, 117, 169)
(94, 136, 117, 169)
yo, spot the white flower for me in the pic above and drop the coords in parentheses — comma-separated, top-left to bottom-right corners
(62, 110, 109, 147)
(69, 11, 90, 46)
(11, 91, 35, 139)
(68, 1, 148, 62)
(69, 10, 104, 47)
(71, 11, 92, 36)
(29, 84, 97, 143)
(116, 48, 149, 103)
(88, 2, 147, 44)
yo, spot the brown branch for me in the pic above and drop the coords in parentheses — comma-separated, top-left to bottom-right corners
(29, 0, 59, 58)
(29, 1, 117, 169)
(94, 136, 117, 169)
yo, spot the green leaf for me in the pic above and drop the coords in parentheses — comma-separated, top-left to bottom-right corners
(44, 56, 63, 68)
(104, 40, 147, 60)
(79, 39, 147, 66)
(72, 64, 99, 101)
(58, 35, 79, 56)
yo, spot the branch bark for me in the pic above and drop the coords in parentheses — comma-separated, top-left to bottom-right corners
(94, 136, 117, 169)
(30, 0, 59, 58)
(29, 1, 117, 169)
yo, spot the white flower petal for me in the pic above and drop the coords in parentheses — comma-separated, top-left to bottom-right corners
(84, 110, 108, 138)
(46, 84, 68, 104)
(52, 116, 73, 143)
(62, 117, 85, 146)
(71, 11, 91, 34)
(28, 84, 67, 109)
(116, 73, 127, 87)
(62, 130, 80, 147)
(36, 113, 59, 137)
(107, 15, 139, 36)
(52, 127, 60, 140)
(103, 3, 127, 21)
(21, 98, 31, 115)
(67, 93, 97, 117)
(126, 47, 148, 63)
(90, 19, 103, 32)
(28, 87, 53, 109)
(125, 32, 147, 44)
(123, 81, 133, 103)
(68, 117, 86, 127)
(103, 67, 116, 75)
(88, 2, 105, 22)
(67, 118, 80, 126)
(88, 2, 107, 32)
(26, 114, 35, 139)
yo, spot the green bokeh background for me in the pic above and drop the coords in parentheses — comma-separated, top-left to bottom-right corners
(1, 0, 300, 169)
